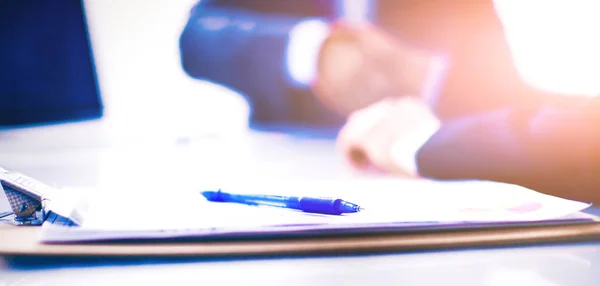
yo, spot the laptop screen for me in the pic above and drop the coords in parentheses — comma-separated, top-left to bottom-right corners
(0, 0, 102, 127)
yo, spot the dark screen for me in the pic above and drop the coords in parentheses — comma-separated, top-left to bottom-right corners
(0, 0, 103, 127)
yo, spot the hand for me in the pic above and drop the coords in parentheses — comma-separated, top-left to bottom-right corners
(310, 21, 436, 117)
(336, 96, 439, 177)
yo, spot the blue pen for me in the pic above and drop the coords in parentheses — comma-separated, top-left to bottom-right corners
(201, 189, 363, 215)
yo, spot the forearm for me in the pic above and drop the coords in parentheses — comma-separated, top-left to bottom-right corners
(416, 94, 600, 204)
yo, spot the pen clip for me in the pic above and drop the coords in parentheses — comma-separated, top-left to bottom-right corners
(0, 167, 49, 226)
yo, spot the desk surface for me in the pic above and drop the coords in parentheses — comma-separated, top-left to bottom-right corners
(1, 244, 600, 286)
(1, 119, 599, 286)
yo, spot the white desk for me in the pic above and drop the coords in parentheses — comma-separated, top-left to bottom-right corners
(1, 119, 600, 286)
(1, 244, 600, 285)
(0, 118, 357, 190)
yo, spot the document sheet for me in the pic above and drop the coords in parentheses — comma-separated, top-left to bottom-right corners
(39, 178, 593, 243)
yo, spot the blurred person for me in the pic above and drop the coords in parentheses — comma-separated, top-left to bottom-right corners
(324, 1, 600, 204)
(179, 0, 600, 204)
(179, 0, 547, 126)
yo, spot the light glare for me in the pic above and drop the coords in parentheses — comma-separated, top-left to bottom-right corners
(496, 0, 600, 97)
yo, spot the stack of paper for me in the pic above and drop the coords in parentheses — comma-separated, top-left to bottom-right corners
(39, 178, 592, 243)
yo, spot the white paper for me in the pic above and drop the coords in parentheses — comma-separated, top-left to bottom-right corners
(39, 178, 592, 242)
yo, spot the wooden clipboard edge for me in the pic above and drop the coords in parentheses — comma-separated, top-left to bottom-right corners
(2, 219, 600, 258)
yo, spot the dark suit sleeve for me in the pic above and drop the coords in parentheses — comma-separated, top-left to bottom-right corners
(415, 96, 600, 204)
(178, 1, 344, 127)
(199, 0, 335, 17)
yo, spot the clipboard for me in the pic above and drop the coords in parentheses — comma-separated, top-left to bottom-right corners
(2, 165, 600, 258)
(0, 167, 51, 226)
(2, 215, 600, 257)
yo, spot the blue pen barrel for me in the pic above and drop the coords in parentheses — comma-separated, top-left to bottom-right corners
(203, 190, 290, 208)
(202, 190, 361, 215)
(290, 197, 360, 215)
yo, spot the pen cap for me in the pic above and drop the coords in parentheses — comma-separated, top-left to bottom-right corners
(298, 197, 344, 215)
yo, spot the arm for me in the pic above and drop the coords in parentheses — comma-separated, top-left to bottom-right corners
(372, 0, 600, 203)
(376, 0, 531, 120)
(314, 0, 565, 120)
(416, 94, 600, 204)
(179, 0, 344, 127)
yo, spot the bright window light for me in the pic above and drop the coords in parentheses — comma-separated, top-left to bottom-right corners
(495, 0, 600, 97)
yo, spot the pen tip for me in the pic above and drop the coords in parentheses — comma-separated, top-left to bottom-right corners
(359, 207, 366, 212)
